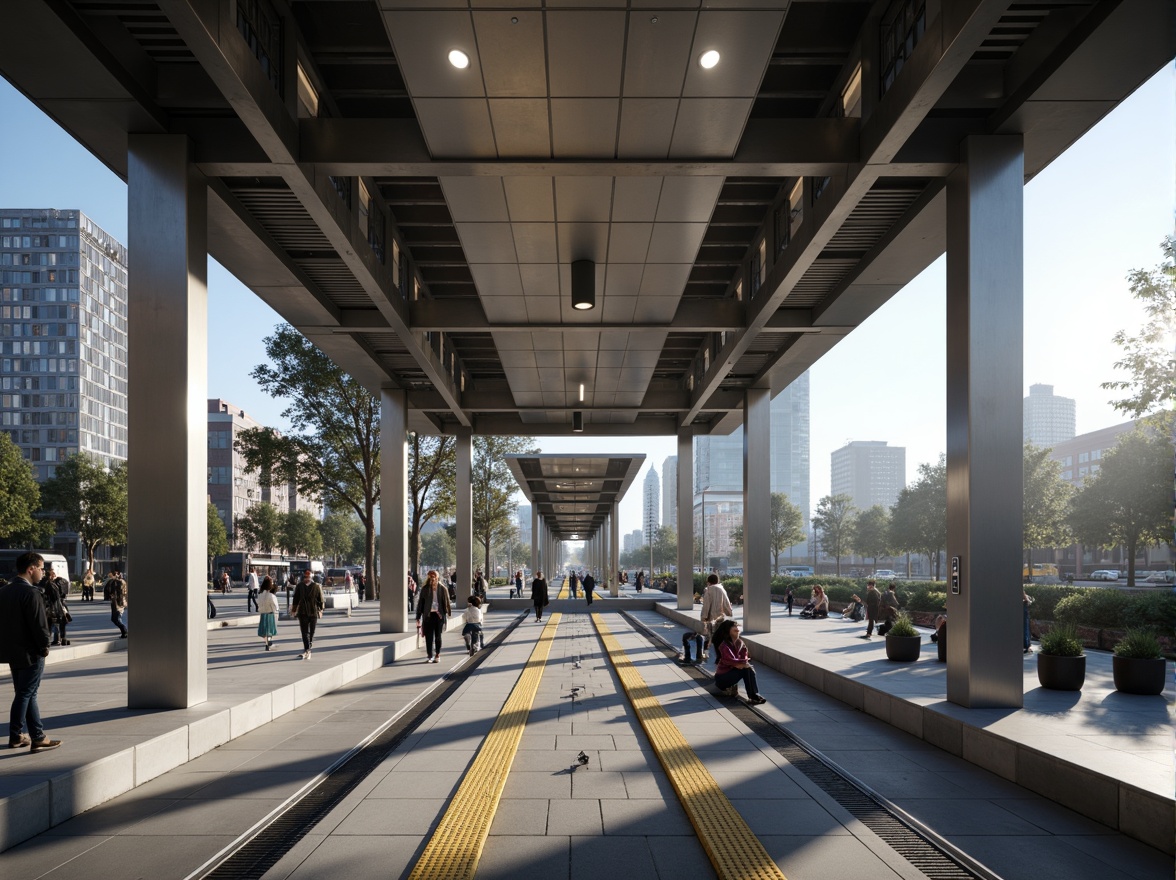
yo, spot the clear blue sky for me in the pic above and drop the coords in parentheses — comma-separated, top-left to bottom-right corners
(1, 66, 1172, 538)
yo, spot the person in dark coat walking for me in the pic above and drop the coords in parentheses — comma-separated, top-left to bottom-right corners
(530, 570, 549, 622)
(860, 580, 882, 638)
(0, 552, 62, 751)
(416, 570, 452, 663)
(582, 571, 596, 605)
(290, 569, 325, 660)
(785, 586, 794, 616)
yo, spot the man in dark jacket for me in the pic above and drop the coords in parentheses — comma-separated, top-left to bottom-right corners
(44, 563, 70, 646)
(291, 569, 325, 660)
(0, 552, 62, 751)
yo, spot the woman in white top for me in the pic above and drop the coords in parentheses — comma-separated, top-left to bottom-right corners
(256, 577, 280, 651)
(461, 595, 485, 656)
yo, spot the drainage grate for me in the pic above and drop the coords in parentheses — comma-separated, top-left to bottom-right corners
(622, 612, 1003, 880)
(197, 616, 526, 880)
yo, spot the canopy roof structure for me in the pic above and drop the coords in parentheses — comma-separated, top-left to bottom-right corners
(0, 0, 1171, 438)
(506, 454, 646, 542)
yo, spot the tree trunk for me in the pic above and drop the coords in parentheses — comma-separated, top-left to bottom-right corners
(364, 499, 377, 599)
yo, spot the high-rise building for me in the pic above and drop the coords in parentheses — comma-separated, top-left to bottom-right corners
(693, 372, 811, 559)
(642, 466, 660, 546)
(1024, 383, 1076, 447)
(517, 504, 532, 545)
(623, 529, 644, 553)
(662, 455, 678, 531)
(830, 441, 906, 511)
(1, 208, 127, 479)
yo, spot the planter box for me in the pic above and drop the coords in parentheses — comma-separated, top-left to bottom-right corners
(1112, 655, 1167, 695)
(1037, 653, 1086, 691)
(885, 634, 921, 662)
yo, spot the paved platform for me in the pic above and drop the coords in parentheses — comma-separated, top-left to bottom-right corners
(0, 591, 1171, 879)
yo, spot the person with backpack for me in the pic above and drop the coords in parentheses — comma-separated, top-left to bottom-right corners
(105, 571, 128, 638)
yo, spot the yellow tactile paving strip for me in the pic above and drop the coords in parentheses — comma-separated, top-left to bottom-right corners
(592, 613, 788, 880)
(407, 613, 561, 880)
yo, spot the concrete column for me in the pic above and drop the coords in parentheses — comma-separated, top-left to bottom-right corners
(456, 430, 472, 607)
(677, 429, 694, 610)
(610, 504, 620, 597)
(531, 504, 540, 580)
(946, 135, 1025, 709)
(126, 134, 208, 709)
(379, 389, 408, 633)
(743, 388, 772, 633)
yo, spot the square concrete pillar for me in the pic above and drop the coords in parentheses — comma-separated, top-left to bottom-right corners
(677, 429, 695, 610)
(946, 135, 1025, 708)
(456, 430, 472, 606)
(379, 389, 408, 633)
(743, 388, 772, 633)
(126, 134, 208, 709)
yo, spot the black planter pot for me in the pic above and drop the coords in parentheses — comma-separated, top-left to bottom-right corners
(885, 634, 921, 662)
(1112, 655, 1166, 695)
(1036, 653, 1086, 691)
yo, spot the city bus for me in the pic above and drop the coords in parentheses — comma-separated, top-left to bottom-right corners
(1023, 563, 1059, 581)
(213, 552, 291, 587)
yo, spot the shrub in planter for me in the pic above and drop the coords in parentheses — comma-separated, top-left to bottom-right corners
(1036, 623, 1085, 691)
(1055, 590, 1131, 629)
(1112, 629, 1167, 696)
(884, 613, 921, 662)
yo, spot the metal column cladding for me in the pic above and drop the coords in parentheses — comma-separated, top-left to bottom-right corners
(946, 135, 1025, 709)
(677, 429, 695, 611)
(456, 430, 472, 607)
(126, 134, 208, 709)
(743, 388, 772, 634)
(380, 389, 408, 633)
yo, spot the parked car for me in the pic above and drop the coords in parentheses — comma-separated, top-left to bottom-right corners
(1143, 571, 1175, 584)
(873, 569, 897, 580)
(782, 565, 814, 578)
(1088, 570, 1119, 581)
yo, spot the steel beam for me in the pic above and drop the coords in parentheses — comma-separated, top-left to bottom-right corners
(742, 389, 772, 634)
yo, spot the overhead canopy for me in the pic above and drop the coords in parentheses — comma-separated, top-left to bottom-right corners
(0, 2, 1170, 436)
(506, 454, 645, 542)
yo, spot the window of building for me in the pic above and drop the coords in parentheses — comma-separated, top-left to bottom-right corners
(1062, 455, 1072, 467)
(880, 0, 926, 95)
(1078, 452, 1089, 463)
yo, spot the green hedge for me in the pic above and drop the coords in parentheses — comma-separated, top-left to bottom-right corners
(1052, 588, 1176, 635)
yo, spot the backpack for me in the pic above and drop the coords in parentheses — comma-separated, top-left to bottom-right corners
(103, 579, 113, 601)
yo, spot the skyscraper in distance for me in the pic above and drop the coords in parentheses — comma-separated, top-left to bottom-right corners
(1023, 383, 1076, 447)
(662, 454, 677, 531)
(830, 441, 906, 511)
(642, 466, 660, 547)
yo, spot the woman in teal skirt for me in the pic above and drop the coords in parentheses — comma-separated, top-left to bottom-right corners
(257, 576, 279, 651)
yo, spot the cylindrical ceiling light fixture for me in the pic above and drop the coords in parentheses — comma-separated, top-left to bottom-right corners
(571, 260, 595, 310)
(573, 411, 584, 432)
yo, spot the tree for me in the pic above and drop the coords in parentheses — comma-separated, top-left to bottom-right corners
(851, 505, 891, 569)
(812, 494, 856, 576)
(235, 325, 380, 593)
(620, 546, 648, 570)
(421, 527, 455, 571)
(769, 492, 805, 575)
(40, 454, 128, 574)
(207, 503, 229, 577)
(0, 433, 46, 543)
(472, 436, 539, 575)
(889, 457, 947, 579)
(1101, 237, 1176, 418)
(408, 433, 456, 576)
(320, 510, 362, 566)
(652, 525, 677, 572)
(280, 509, 323, 559)
(1068, 427, 1170, 586)
(235, 502, 282, 554)
(1022, 443, 1073, 568)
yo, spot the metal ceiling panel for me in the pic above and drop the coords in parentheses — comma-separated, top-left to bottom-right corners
(556, 223, 610, 264)
(519, 264, 559, 297)
(504, 177, 556, 221)
(656, 177, 725, 223)
(511, 223, 559, 263)
(603, 263, 645, 297)
(683, 11, 785, 98)
(633, 297, 681, 322)
(455, 223, 517, 263)
(481, 295, 529, 322)
(546, 11, 626, 97)
(611, 177, 664, 221)
(601, 296, 638, 324)
(646, 223, 708, 263)
(550, 99, 620, 157)
(525, 296, 562, 323)
(554, 178, 613, 223)
(473, 11, 546, 97)
(439, 178, 509, 222)
(382, 12, 483, 99)
(606, 225, 653, 263)
(638, 263, 693, 297)
(617, 98, 678, 157)
(622, 11, 696, 97)
(468, 263, 523, 297)
(669, 98, 754, 157)
(414, 99, 496, 158)
(488, 100, 551, 157)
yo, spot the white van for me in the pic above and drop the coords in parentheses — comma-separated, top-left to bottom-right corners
(0, 550, 71, 587)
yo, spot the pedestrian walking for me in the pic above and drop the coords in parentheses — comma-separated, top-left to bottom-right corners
(699, 573, 733, 661)
(245, 566, 260, 613)
(290, 569, 324, 660)
(416, 570, 451, 663)
(105, 570, 128, 638)
(0, 552, 62, 751)
(583, 571, 596, 605)
(461, 595, 485, 656)
(42, 563, 70, 647)
(785, 586, 794, 616)
(860, 580, 881, 639)
(257, 577, 279, 651)
(81, 569, 95, 602)
(530, 570, 549, 622)
(407, 571, 417, 612)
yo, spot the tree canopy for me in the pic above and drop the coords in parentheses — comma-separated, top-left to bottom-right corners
(40, 454, 128, 573)
(236, 325, 381, 590)
(851, 505, 892, 566)
(471, 436, 538, 575)
(207, 503, 229, 568)
(889, 456, 947, 579)
(408, 433, 456, 575)
(1068, 427, 1170, 585)
(1102, 237, 1176, 419)
(812, 493, 856, 575)
(1022, 442, 1073, 560)
(0, 433, 46, 544)
(768, 492, 805, 574)
(235, 502, 282, 554)
(319, 510, 363, 566)
(281, 509, 323, 559)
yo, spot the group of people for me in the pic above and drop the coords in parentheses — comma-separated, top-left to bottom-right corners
(677, 574, 766, 704)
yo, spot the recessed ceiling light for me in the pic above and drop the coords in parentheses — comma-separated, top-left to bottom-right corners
(448, 49, 470, 69)
(699, 50, 720, 69)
